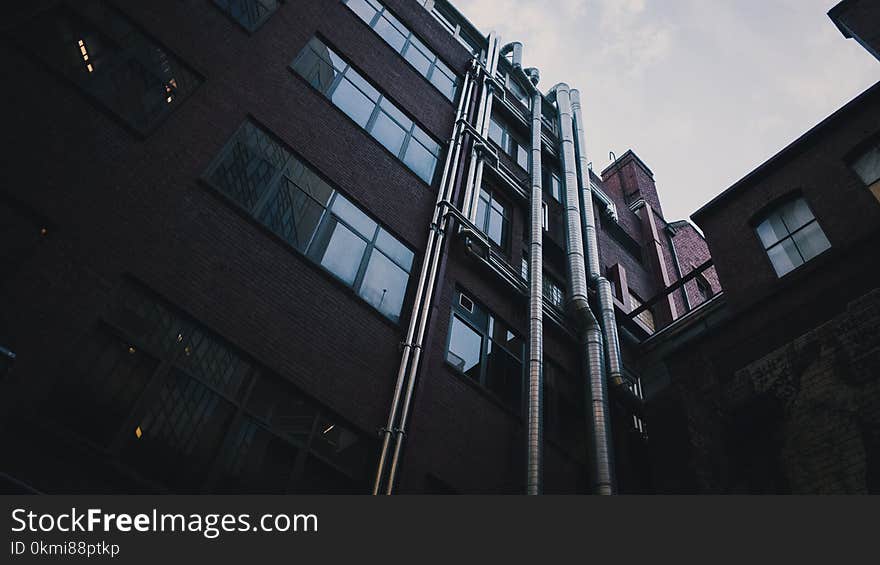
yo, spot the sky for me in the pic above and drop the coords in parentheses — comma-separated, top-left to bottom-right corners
(452, 0, 879, 221)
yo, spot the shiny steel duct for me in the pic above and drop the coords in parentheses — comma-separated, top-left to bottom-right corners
(526, 69, 543, 496)
(550, 83, 615, 495)
(571, 89, 643, 417)
(462, 33, 502, 223)
(501, 41, 523, 68)
(372, 59, 479, 495)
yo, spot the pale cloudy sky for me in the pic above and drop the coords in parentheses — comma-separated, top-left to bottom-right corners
(452, 0, 879, 221)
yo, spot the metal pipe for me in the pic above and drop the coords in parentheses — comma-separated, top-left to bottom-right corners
(551, 82, 614, 495)
(371, 62, 477, 495)
(526, 73, 543, 496)
(501, 41, 523, 68)
(384, 35, 503, 494)
(461, 33, 500, 222)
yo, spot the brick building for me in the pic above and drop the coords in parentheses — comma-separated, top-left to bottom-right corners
(0, 0, 872, 495)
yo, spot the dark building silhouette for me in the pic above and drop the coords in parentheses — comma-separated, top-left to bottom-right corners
(0, 0, 875, 494)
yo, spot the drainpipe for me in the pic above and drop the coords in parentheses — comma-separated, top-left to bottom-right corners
(502, 41, 523, 68)
(372, 61, 478, 495)
(571, 89, 644, 421)
(550, 82, 614, 495)
(461, 32, 501, 222)
(525, 66, 543, 495)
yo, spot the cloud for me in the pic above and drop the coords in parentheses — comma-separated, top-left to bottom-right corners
(449, 0, 879, 220)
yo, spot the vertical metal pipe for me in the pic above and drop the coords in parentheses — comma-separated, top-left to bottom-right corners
(372, 63, 476, 495)
(552, 83, 614, 495)
(526, 81, 543, 496)
(461, 33, 500, 222)
(384, 36, 502, 494)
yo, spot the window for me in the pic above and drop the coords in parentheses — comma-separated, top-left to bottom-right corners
(543, 272, 565, 310)
(851, 140, 880, 203)
(695, 273, 713, 301)
(542, 201, 549, 231)
(213, 0, 279, 32)
(544, 360, 585, 453)
(204, 120, 415, 322)
(755, 196, 831, 277)
(629, 290, 654, 332)
(544, 168, 562, 202)
(475, 187, 510, 250)
(291, 37, 441, 184)
(446, 291, 524, 412)
(46, 283, 374, 493)
(344, 0, 458, 101)
(501, 71, 530, 108)
(11, 1, 201, 135)
(0, 346, 14, 380)
(488, 115, 530, 171)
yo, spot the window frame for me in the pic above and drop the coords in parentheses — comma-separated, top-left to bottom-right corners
(202, 119, 415, 323)
(752, 194, 831, 278)
(475, 186, 511, 252)
(444, 290, 525, 414)
(343, 0, 459, 102)
(290, 36, 443, 186)
(212, 0, 280, 34)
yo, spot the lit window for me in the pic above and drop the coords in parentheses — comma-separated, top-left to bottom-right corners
(344, 0, 458, 101)
(11, 3, 200, 135)
(291, 38, 441, 185)
(475, 187, 510, 250)
(204, 120, 415, 322)
(446, 291, 523, 412)
(213, 0, 279, 32)
(755, 196, 830, 277)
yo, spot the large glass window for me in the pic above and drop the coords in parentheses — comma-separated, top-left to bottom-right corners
(213, 0, 279, 32)
(488, 115, 530, 171)
(445, 290, 523, 413)
(755, 196, 831, 277)
(204, 120, 415, 322)
(344, 0, 459, 101)
(475, 187, 510, 250)
(11, 1, 201, 135)
(46, 283, 375, 493)
(291, 37, 441, 185)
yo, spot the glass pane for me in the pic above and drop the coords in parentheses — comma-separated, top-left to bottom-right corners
(123, 369, 236, 491)
(331, 76, 376, 128)
(359, 250, 409, 321)
(403, 41, 432, 75)
(488, 118, 504, 147)
(371, 110, 408, 156)
(487, 207, 505, 247)
(476, 196, 489, 233)
(767, 237, 803, 277)
(214, 418, 299, 493)
(486, 343, 522, 411)
(447, 316, 483, 379)
(345, 0, 379, 24)
(853, 145, 880, 185)
(260, 176, 326, 252)
(311, 414, 371, 478)
(779, 198, 815, 232)
(374, 14, 407, 51)
(379, 98, 412, 130)
(792, 221, 831, 262)
(176, 326, 252, 397)
(331, 194, 377, 237)
(375, 229, 414, 270)
(411, 126, 439, 155)
(345, 70, 380, 102)
(517, 144, 529, 170)
(292, 41, 340, 94)
(246, 373, 317, 444)
(403, 138, 437, 183)
(756, 214, 789, 248)
(319, 221, 368, 285)
(430, 70, 456, 100)
(285, 160, 334, 206)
